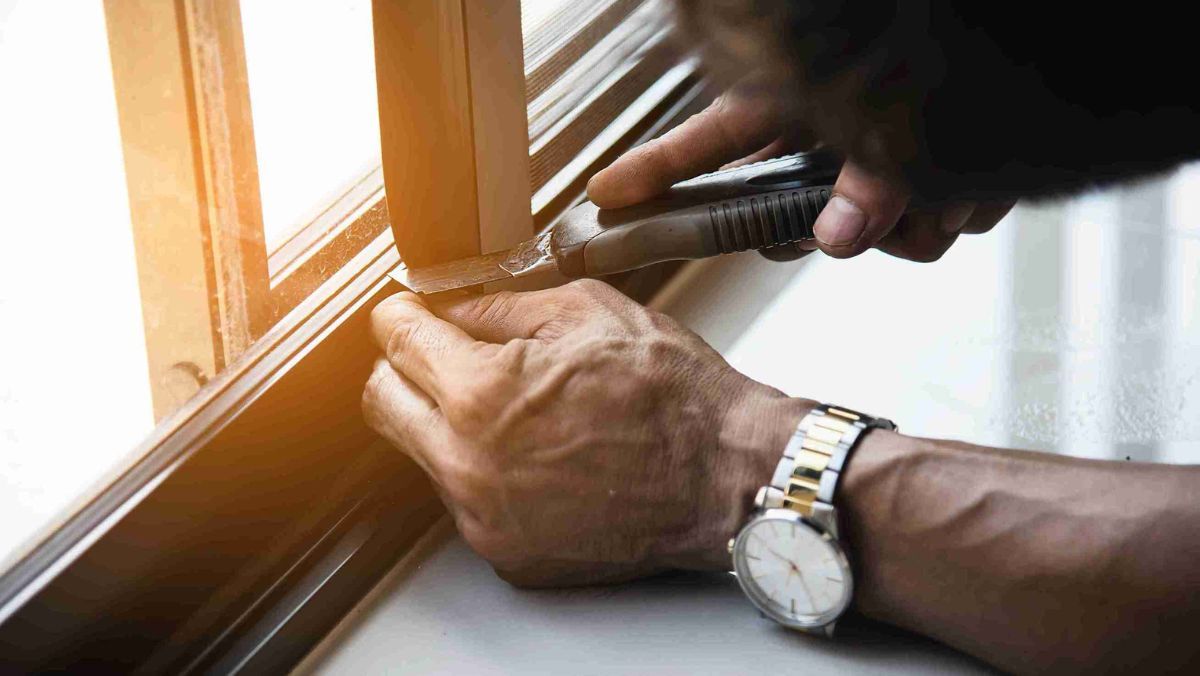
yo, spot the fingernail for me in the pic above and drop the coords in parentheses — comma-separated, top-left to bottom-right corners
(797, 239, 820, 251)
(815, 195, 867, 246)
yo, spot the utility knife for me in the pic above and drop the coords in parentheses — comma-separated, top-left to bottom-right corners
(390, 150, 840, 294)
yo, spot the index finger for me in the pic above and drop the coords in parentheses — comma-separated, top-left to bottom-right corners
(585, 91, 782, 208)
(370, 292, 493, 407)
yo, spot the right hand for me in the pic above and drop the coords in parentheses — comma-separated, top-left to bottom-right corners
(587, 86, 1013, 263)
(363, 280, 809, 586)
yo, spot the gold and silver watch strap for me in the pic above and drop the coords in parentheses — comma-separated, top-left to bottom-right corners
(761, 404, 896, 520)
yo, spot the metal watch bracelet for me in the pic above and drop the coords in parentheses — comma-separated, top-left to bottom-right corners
(761, 404, 897, 527)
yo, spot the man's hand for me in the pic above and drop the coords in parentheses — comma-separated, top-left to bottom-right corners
(587, 89, 1014, 263)
(363, 280, 809, 586)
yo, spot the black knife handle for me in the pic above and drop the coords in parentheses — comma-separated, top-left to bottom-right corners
(552, 150, 841, 278)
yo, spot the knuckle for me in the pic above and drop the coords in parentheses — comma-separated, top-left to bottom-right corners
(964, 220, 999, 235)
(640, 139, 678, 182)
(644, 307, 681, 335)
(472, 535, 511, 567)
(445, 471, 489, 508)
(900, 245, 949, 263)
(642, 334, 681, 369)
(363, 362, 383, 395)
(459, 522, 516, 566)
(683, 100, 722, 136)
(360, 361, 391, 428)
(384, 321, 418, 367)
(491, 340, 526, 375)
(439, 453, 492, 498)
(445, 385, 489, 422)
(912, 248, 948, 263)
(360, 389, 379, 431)
(372, 294, 433, 361)
(384, 316, 443, 372)
(706, 94, 727, 115)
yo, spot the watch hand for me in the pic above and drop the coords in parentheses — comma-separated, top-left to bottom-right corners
(795, 568, 817, 610)
(750, 536, 794, 566)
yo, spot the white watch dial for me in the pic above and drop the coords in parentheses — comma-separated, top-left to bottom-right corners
(733, 512, 852, 628)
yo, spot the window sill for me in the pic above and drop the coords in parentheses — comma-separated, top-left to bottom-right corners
(295, 519, 983, 675)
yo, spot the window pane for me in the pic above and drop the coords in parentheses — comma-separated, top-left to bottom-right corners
(0, 0, 153, 571)
(240, 0, 380, 251)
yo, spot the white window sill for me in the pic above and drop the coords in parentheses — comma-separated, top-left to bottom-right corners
(297, 519, 982, 675)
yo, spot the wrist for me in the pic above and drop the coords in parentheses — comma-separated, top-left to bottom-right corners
(672, 383, 816, 571)
(835, 426, 918, 618)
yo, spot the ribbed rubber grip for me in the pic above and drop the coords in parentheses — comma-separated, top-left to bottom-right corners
(708, 187, 831, 254)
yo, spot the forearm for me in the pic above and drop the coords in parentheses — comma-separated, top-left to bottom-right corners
(840, 430, 1200, 673)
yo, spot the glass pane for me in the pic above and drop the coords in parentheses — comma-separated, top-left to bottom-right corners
(0, 0, 153, 571)
(240, 0, 380, 250)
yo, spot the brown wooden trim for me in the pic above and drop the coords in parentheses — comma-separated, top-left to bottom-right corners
(463, 0, 535, 252)
(372, 0, 480, 266)
(373, 0, 533, 267)
(104, 0, 269, 420)
(181, 0, 271, 352)
(105, 0, 221, 418)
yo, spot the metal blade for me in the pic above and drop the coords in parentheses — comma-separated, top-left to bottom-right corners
(389, 249, 513, 293)
(389, 231, 557, 294)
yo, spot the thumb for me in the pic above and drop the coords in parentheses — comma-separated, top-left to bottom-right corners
(428, 288, 580, 343)
(813, 159, 910, 259)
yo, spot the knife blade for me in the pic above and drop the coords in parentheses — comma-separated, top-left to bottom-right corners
(389, 150, 841, 294)
(389, 230, 556, 294)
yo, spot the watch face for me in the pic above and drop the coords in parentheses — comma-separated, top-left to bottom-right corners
(732, 511, 853, 628)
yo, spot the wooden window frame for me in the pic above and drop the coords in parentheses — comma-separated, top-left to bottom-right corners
(0, 0, 706, 671)
(109, 0, 688, 421)
(372, 0, 533, 267)
(105, 0, 271, 420)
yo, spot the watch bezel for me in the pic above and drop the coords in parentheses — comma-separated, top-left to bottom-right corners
(732, 508, 854, 630)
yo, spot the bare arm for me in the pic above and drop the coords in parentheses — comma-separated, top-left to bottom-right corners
(835, 431, 1200, 672)
(581, 91, 1199, 670)
(363, 280, 1200, 674)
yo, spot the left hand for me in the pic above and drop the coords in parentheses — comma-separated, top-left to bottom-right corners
(586, 87, 1014, 264)
(363, 280, 809, 586)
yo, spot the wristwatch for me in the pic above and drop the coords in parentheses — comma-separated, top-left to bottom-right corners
(728, 403, 896, 635)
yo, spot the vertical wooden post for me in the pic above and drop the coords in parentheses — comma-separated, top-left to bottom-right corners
(462, 0, 535, 254)
(373, 0, 533, 267)
(181, 0, 271, 349)
(104, 0, 268, 419)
